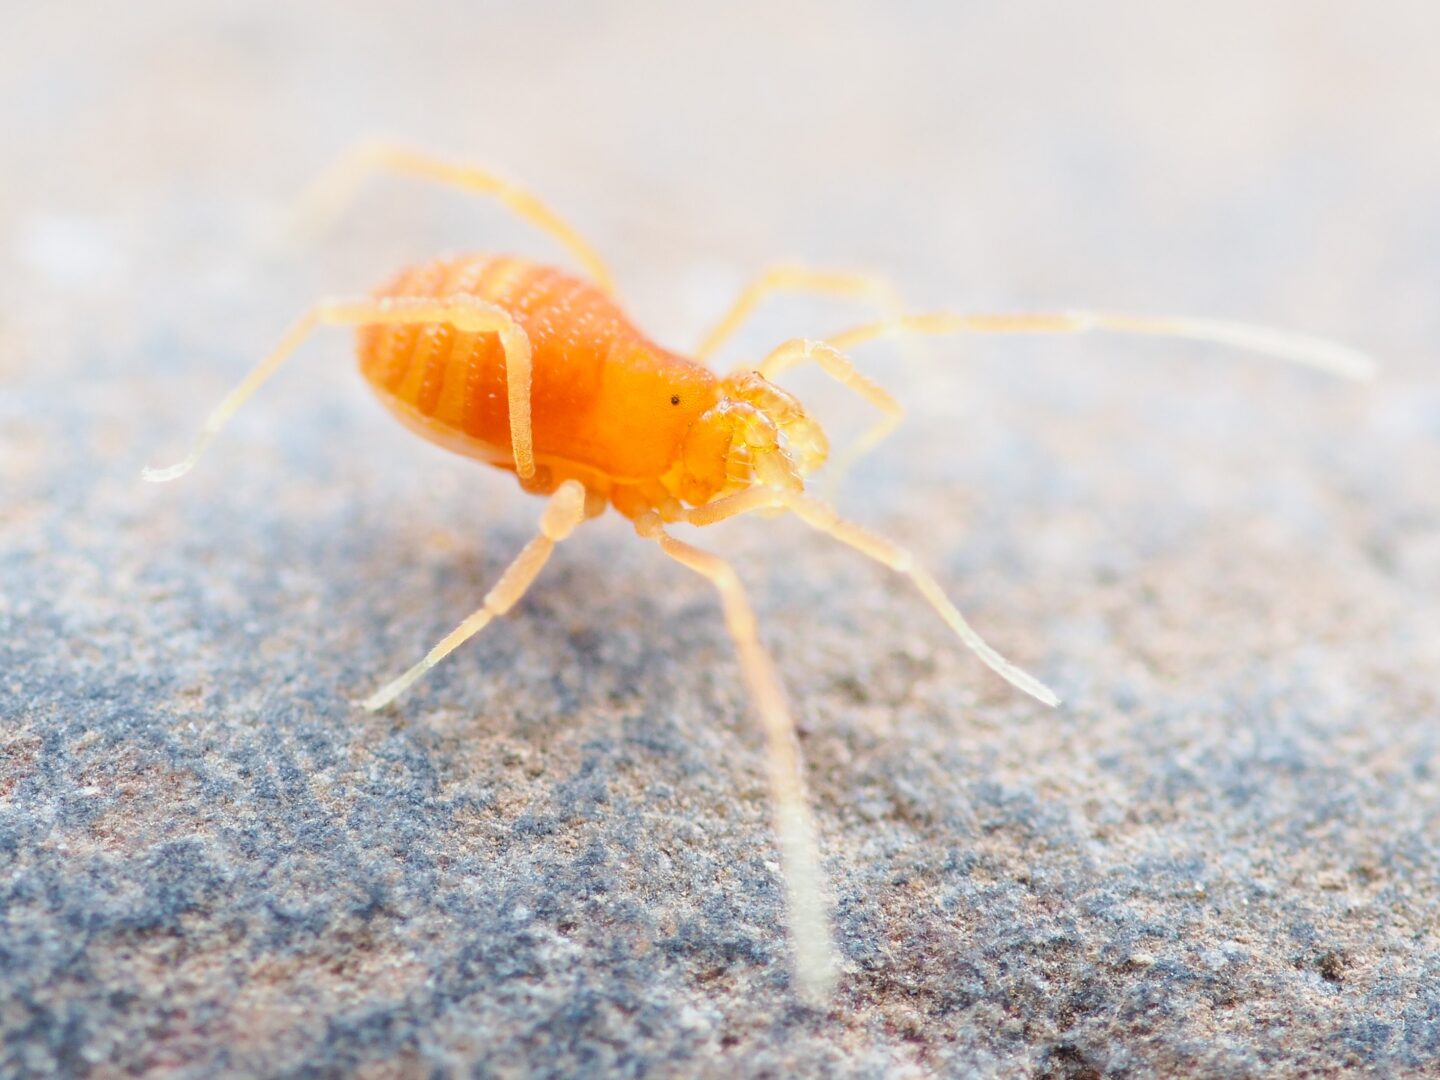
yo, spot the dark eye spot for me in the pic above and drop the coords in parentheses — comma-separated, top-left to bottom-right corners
(670, 395, 681, 406)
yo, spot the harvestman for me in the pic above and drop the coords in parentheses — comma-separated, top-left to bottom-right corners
(145, 143, 1375, 1000)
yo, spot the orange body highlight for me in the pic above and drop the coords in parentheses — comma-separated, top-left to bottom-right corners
(359, 255, 720, 507)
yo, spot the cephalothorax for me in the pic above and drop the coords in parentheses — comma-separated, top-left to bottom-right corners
(146, 143, 1374, 1001)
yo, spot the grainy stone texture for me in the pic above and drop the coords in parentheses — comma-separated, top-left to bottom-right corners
(3, 3, 1438, 1077)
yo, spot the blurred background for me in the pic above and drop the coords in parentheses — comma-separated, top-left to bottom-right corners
(7, 2, 1434, 354)
(2, 3, 1438, 1077)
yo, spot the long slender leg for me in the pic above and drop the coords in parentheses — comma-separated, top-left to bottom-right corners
(778, 492, 1059, 706)
(674, 488, 785, 528)
(142, 294, 537, 483)
(362, 481, 589, 711)
(634, 512, 837, 1002)
(757, 337, 905, 492)
(676, 491, 1058, 707)
(286, 140, 615, 293)
(773, 309, 1373, 488)
(826, 311, 1377, 380)
(695, 264, 906, 363)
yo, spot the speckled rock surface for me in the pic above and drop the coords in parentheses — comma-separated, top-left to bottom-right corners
(3, 3, 1439, 1077)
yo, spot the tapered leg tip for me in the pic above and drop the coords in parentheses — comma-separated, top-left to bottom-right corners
(141, 460, 194, 483)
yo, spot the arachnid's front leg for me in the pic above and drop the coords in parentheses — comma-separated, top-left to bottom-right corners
(362, 480, 589, 711)
(677, 490, 1059, 707)
(634, 511, 838, 1003)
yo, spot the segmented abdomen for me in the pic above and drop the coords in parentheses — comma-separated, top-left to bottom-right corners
(357, 254, 642, 461)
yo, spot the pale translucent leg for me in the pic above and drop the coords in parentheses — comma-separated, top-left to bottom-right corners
(362, 481, 589, 711)
(826, 311, 1377, 381)
(757, 337, 905, 492)
(694, 264, 906, 362)
(142, 294, 538, 483)
(677, 491, 1058, 707)
(634, 511, 837, 1003)
(287, 140, 615, 293)
(777, 307, 1374, 489)
(673, 488, 783, 527)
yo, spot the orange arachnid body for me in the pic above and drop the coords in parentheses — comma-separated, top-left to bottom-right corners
(359, 255, 723, 510)
(145, 143, 1375, 1003)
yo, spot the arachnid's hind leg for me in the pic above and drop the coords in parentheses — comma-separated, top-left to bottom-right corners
(142, 294, 538, 483)
(634, 511, 838, 1003)
(286, 140, 615, 293)
(362, 480, 589, 711)
(695, 264, 907, 362)
(676, 491, 1059, 707)
(757, 337, 906, 493)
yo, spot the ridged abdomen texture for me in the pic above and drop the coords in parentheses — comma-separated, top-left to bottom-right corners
(356, 255, 642, 457)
